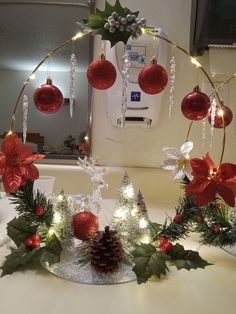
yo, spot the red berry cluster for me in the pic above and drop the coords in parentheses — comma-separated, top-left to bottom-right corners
(159, 237, 173, 253)
(174, 214, 183, 224)
(213, 226, 221, 234)
(25, 234, 41, 249)
(35, 207, 45, 217)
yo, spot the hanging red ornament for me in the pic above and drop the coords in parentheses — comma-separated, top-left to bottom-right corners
(208, 105, 233, 128)
(138, 58, 168, 94)
(87, 54, 116, 90)
(72, 211, 99, 240)
(34, 78, 63, 113)
(181, 86, 210, 120)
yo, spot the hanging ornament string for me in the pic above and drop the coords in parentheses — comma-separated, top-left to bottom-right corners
(9, 30, 94, 132)
(144, 28, 228, 167)
(210, 95, 217, 147)
(201, 117, 206, 149)
(69, 42, 77, 118)
(22, 95, 28, 144)
(120, 53, 130, 128)
(168, 45, 176, 119)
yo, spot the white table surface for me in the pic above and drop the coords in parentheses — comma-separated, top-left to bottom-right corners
(0, 197, 235, 314)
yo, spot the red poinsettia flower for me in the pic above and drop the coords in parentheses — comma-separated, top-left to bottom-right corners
(0, 133, 44, 194)
(185, 153, 236, 207)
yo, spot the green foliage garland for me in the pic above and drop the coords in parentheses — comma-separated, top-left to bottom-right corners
(0, 181, 62, 277)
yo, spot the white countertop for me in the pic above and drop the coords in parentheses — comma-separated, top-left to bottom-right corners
(0, 197, 236, 314)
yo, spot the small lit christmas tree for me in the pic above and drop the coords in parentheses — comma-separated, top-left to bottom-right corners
(111, 173, 151, 246)
(52, 191, 75, 248)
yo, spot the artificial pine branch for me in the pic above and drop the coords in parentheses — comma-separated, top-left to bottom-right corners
(159, 194, 198, 241)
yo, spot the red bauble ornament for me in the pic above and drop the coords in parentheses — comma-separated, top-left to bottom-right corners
(35, 207, 45, 217)
(72, 211, 99, 240)
(87, 56, 116, 90)
(138, 59, 168, 94)
(181, 86, 210, 120)
(34, 78, 63, 113)
(208, 105, 233, 128)
(174, 214, 184, 223)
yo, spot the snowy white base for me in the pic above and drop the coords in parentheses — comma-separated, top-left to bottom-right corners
(41, 248, 136, 285)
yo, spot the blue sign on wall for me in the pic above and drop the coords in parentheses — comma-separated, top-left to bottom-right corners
(131, 91, 141, 102)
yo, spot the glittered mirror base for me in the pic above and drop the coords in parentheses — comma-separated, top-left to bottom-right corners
(41, 249, 136, 285)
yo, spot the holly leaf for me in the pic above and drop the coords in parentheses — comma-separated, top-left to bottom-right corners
(88, 0, 139, 47)
(169, 243, 212, 270)
(132, 244, 169, 284)
(7, 217, 38, 247)
(149, 222, 162, 240)
(0, 247, 44, 277)
(44, 233, 62, 265)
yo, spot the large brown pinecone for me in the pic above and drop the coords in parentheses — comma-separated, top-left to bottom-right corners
(89, 226, 123, 273)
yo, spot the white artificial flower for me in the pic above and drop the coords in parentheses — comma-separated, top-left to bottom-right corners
(162, 141, 193, 181)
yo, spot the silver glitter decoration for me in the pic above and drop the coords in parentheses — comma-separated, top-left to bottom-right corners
(69, 53, 77, 118)
(210, 96, 217, 147)
(202, 117, 206, 149)
(120, 53, 130, 128)
(168, 55, 176, 119)
(41, 248, 136, 284)
(105, 11, 146, 39)
(22, 95, 28, 144)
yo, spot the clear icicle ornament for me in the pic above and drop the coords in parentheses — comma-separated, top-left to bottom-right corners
(210, 96, 217, 147)
(202, 117, 206, 149)
(168, 50, 176, 119)
(69, 53, 77, 118)
(22, 95, 28, 144)
(120, 53, 130, 128)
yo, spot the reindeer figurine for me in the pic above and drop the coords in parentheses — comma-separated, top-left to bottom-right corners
(77, 157, 108, 215)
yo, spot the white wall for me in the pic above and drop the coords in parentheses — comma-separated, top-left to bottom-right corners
(91, 0, 236, 167)
(0, 70, 89, 146)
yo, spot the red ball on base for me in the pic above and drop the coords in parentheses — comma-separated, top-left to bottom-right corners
(72, 211, 99, 240)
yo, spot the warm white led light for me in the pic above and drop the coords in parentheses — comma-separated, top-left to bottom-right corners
(191, 57, 201, 68)
(114, 208, 126, 218)
(139, 218, 148, 229)
(48, 228, 54, 236)
(141, 234, 151, 244)
(72, 32, 83, 41)
(84, 135, 89, 142)
(29, 73, 36, 80)
(57, 194, 63, 201)
(131, 206, 139, 216)
(54, 212, 62, 224)
(123, 185, 134, 198)
(218, 109, 224, 117)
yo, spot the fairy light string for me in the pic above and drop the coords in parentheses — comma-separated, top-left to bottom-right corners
(143, 28, 235, 167)
(9, 31, 94, 132)
(8, 25, 235, 167)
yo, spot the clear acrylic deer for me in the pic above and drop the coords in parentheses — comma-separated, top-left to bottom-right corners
(77, 157, 108, 215)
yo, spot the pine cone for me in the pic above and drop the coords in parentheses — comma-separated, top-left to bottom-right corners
(89, 226, 123, 273)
